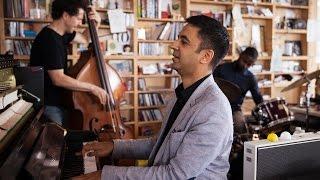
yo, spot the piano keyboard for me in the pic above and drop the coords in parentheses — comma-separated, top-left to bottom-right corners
(62, 131, 98, 179)
(62, 140, 86, 178)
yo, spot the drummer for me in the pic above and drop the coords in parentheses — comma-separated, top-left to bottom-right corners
(213, 47, 263, 134)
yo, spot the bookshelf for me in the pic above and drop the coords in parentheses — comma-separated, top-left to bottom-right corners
(0, 0, 317, 137)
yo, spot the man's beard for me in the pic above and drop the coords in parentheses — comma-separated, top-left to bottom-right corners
(235, 61, 245, 72)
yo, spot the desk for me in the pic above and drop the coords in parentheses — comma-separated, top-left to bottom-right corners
(290, 106, 320, 118)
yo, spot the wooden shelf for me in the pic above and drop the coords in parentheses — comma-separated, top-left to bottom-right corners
(274, 83, 307, 88)
(138, 120, 162, 125)
(190, 0, 233, 6)
(5, 36, 35, 40)
(259, 85, 272, 89)
(120, 105, 134, 110)
(138, 74, 179, 78)
(138, 105, 166, 109)
(258, 56, 272, 60)
(234, 1, 273, 6)
(138, 40, 175, 43)
(120, 74, 135, 78)
(78, 24, 134, 30)
(275, 29, 307, 34)
(254, 71, 273, 75)
(138, 89, 174, 93)
(104, 55, 135, 59)
(275, 4, 309, 10)
(137, 55, 173, 60)
(242, 14, 273, 20)
(273, 83, 292, 88)
(68, 55, 135, 60)
(96, 8, 134, 13)
(274, 71, 305, 75)
(254, 71, 305, 76)
(138, 18, 185, 22)
(4, 18, 51, 23)
(281, 56, 308, 61)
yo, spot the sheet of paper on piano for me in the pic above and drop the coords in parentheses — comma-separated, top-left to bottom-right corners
(0, 99, 32, 141)
(0, 88, 19, 110)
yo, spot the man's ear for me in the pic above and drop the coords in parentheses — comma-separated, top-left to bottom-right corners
(62, 12, 69, 20)
(200, 49, 214, 64)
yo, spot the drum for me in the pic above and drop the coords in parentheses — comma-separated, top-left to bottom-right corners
(252, 98, 294, 127)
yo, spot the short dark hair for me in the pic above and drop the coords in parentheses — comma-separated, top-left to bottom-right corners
(186, 15, 229, 69)
(241, 47, 258, 60)
(51, 0, 85, 20)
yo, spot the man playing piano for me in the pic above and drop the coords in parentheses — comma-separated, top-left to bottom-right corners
(75, 15, 233, 180)
(30, 0, 107, 126)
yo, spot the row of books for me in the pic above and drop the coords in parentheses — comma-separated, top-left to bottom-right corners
(138, 43, 169, 56)
(139, 109, 163, 122)
(124, 13, 135, 27)
(7, 22, 24, 37)
(138, 0, 162, 19)
(138, 0, 182, 19)
(146, 22, 184, 41)
(138, 93, 164, 106)
(7, 22, 47, 38)
(5, 0, 48, 18)
(171, 77, 180, 89)
(6, 40, 32, 55)
(190, 10, 232, 28)
(138, 78, 147, 91)
(5, 0, 28, 18)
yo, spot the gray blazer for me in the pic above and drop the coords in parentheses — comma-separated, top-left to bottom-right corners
(101, 76, 233, 180)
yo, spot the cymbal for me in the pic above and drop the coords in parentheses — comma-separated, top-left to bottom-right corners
(281, 70, 320, 92)
(214, 77, 241, 102)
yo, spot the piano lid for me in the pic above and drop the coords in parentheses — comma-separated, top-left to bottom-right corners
(0, 108, 43, 179)
(24, 123, 67, 180)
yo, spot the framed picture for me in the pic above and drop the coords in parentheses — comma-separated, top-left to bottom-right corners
(292, 41, 302, 56)
(108, 60, 132, 75)
(140, 64, 159, 75)
(284, 40, 302, 56)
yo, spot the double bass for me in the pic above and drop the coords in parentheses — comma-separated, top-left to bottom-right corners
(66, 2, 133, 141)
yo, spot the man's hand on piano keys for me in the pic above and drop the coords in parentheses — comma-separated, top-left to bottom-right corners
(71, 170, 102, 180)
(81, 141, 114, 157)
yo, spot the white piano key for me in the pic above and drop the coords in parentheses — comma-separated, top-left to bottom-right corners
(83, 142, 98, 174)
